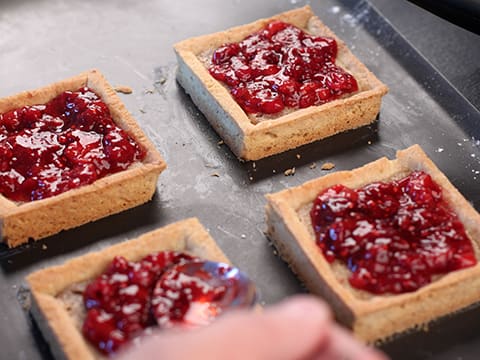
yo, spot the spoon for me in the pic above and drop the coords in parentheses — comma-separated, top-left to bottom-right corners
(152, 260, 257, 328)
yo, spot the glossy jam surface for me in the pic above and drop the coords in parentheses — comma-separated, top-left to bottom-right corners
(310, 171, 476, 294)
(0, 87, 145, 202)
(208, 21, 358, 115)
(152, 262, 230, 328)
(82, 252, 245, 355)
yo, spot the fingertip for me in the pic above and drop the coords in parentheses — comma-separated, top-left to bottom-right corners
(215, 295, 334, 359)
(269, 295, 333, 324)
(322, 324, 390, 360)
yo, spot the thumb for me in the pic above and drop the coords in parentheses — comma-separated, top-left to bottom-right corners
(206, 295, 333, 360)
(118, 295, 332, 360)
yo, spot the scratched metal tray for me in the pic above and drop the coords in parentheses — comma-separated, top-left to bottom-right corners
(0, 0, 479, 359)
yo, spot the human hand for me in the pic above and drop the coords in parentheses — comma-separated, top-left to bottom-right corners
(117, 295, 388, 360)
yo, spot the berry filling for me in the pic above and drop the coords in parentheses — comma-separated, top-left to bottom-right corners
(0, 87, 145, 202)
(208, 20, 358, 115)
(82, 251, 250, 355)
(310, 171, 476, 294)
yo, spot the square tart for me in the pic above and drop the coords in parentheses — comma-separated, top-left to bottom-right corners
(265, 144, 480, 342)
(0, 69, 166, 247)
(27, 218, 231, 360)
(174, 5, 388, 160)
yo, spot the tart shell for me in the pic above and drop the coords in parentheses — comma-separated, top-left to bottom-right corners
(174, 5, 388, 160)
(0, 69, 166, 247)
(265, 144, 480, 342)
(26, 218, 231, 360)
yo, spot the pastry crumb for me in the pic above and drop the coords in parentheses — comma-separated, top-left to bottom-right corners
(296, 154, 301, 159)
(114, 85, 133, 94)
(17, 286, 32, 311)
(144, 89, 154, 94)
(252, 162, 256, 169)
(211, 172, 220, 177)
(204, 162, 219, 169)
(284, 167, 295, 176)
(273, 169, 276, 173)
(368, 140, 372, 145)
(249, 176, 254, 181)
(217, 140, 224, 145)
(309, 163, 316, 169)
(139, 109, 146, 114)
(156, 77, 167, 85)
(321, 162, 335, 171)
(41, 244, 48, 250)
(241, 234, 246, 239)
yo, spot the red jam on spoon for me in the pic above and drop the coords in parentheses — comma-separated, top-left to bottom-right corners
(0, 87, 145, 202)
(82, 251, 255, 355)
(208, 20, 358, 115)
(310, 171, 476, 294)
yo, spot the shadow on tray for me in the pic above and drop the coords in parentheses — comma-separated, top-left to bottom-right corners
(175, 80, 380, 183)
(378, 302, 480, 360)
(0, 192, 164, 272)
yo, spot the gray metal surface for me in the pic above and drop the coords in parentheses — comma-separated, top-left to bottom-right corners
(0, 0, 479, 359)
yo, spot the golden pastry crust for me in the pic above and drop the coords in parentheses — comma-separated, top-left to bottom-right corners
(174, 6, 388, 160)
(265, 144, 480, 342)
(27, 218, 232, 360)
(0, 69, 166, 247)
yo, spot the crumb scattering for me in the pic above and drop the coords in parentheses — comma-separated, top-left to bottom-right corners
(204, 162, 219, 169)
(321, 162, 335, 170)
(114, 85, 133, 94)
(309, 163, 316, 169)
(284, 167, 295, 176)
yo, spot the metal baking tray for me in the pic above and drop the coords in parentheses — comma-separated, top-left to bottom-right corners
(0, 0, 479, 359)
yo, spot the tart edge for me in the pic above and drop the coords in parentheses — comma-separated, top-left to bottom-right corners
(26, 218, 231, 360)
(0, 69, 167, 247)
(265, 144, 480, 342)
(174, 5, 388, 160)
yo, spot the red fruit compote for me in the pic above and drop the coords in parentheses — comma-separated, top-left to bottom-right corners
(310, 171, 476, 294)
(208, 21, 358, 116)
(82, 251, 255, 355)
(0, 87, 145, 202)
